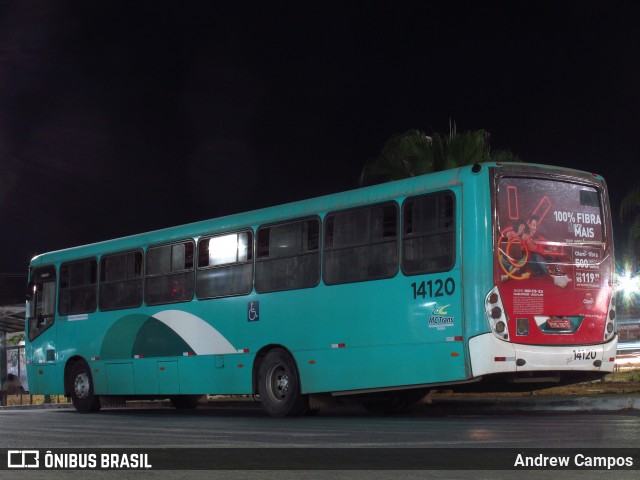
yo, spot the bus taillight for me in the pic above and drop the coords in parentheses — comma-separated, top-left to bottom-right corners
(485, 286, 510, 340)
(604, 294, 616, 341)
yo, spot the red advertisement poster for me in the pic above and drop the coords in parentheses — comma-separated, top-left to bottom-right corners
(495, 177, 612, 344)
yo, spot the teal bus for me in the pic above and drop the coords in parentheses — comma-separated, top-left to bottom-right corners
(25, 162, 618, 416)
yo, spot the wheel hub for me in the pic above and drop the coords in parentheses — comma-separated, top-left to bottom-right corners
(74, 372, 90, 399)
(267, 365, 290, 402)
(276, 373, 290, 395)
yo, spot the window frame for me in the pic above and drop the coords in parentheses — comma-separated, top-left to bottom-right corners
(196, 229, 254, 299)
(323, 201, 399, 286)
(144, 239, 195, 306)
(58, 257, 98, 316)
(255, 216, 321, 293)
(98, 249, 144, 311)
(400, 190, 456, 276)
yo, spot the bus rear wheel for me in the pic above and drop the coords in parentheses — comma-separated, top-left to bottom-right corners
(69, 361, 101, 413)
(258, 349, 309, 417)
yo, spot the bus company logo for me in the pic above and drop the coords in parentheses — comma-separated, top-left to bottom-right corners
(7, 450, 39, 469)
(429, 305, 454, 328)
(432, 305, 450, 315)
(583, 293, 594, 310)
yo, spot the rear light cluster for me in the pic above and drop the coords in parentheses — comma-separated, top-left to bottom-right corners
(604, 294, 616, 341)
(485, 286, 510, 340)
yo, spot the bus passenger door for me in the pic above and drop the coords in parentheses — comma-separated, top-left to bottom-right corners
(26, 266, 58, 393)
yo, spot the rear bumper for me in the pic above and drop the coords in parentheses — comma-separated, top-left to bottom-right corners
(469, 333, 618, 377)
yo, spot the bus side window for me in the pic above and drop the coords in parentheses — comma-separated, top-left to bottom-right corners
(402, 191, 455, 275)
(144, 240, 195, 305)
(324, 202, 398, 285)
(255, 218, 320, 293)
(58, 258, 98, 316)
(99, 250, 143, 311)
(196, 230, 254, 299)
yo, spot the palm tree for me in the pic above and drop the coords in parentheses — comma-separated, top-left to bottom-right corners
(360, 123, 520, 186)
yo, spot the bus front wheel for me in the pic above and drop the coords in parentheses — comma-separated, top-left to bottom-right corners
(258, 349, 309, 417)
(69, 361, 101, 413)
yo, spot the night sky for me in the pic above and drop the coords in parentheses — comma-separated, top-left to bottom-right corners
(1, 1, 639, 277)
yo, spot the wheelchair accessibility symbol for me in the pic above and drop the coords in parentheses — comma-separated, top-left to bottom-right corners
(248, 301, 259, 322)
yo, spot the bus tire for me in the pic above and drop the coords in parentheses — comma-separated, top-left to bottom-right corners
(258, 349, 309, 417)
(69, 361, 101, 413)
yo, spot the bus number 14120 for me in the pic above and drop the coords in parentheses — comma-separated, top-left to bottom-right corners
(411, 278, 455, 299)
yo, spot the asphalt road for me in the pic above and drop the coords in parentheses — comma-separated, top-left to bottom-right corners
(0, 403, 638, 449)
(0, 402, 638, 479)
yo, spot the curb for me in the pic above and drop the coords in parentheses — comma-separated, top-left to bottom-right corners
(0, 402, 74, 411)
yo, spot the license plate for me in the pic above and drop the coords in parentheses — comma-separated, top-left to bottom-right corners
(547, 318, 571, 330)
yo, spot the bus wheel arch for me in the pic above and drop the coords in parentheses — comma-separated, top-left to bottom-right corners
(65, 357, 101, 413)
(253, 346, 309, 417)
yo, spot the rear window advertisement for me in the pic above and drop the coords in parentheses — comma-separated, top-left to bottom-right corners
(495, 177, 606, 292)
